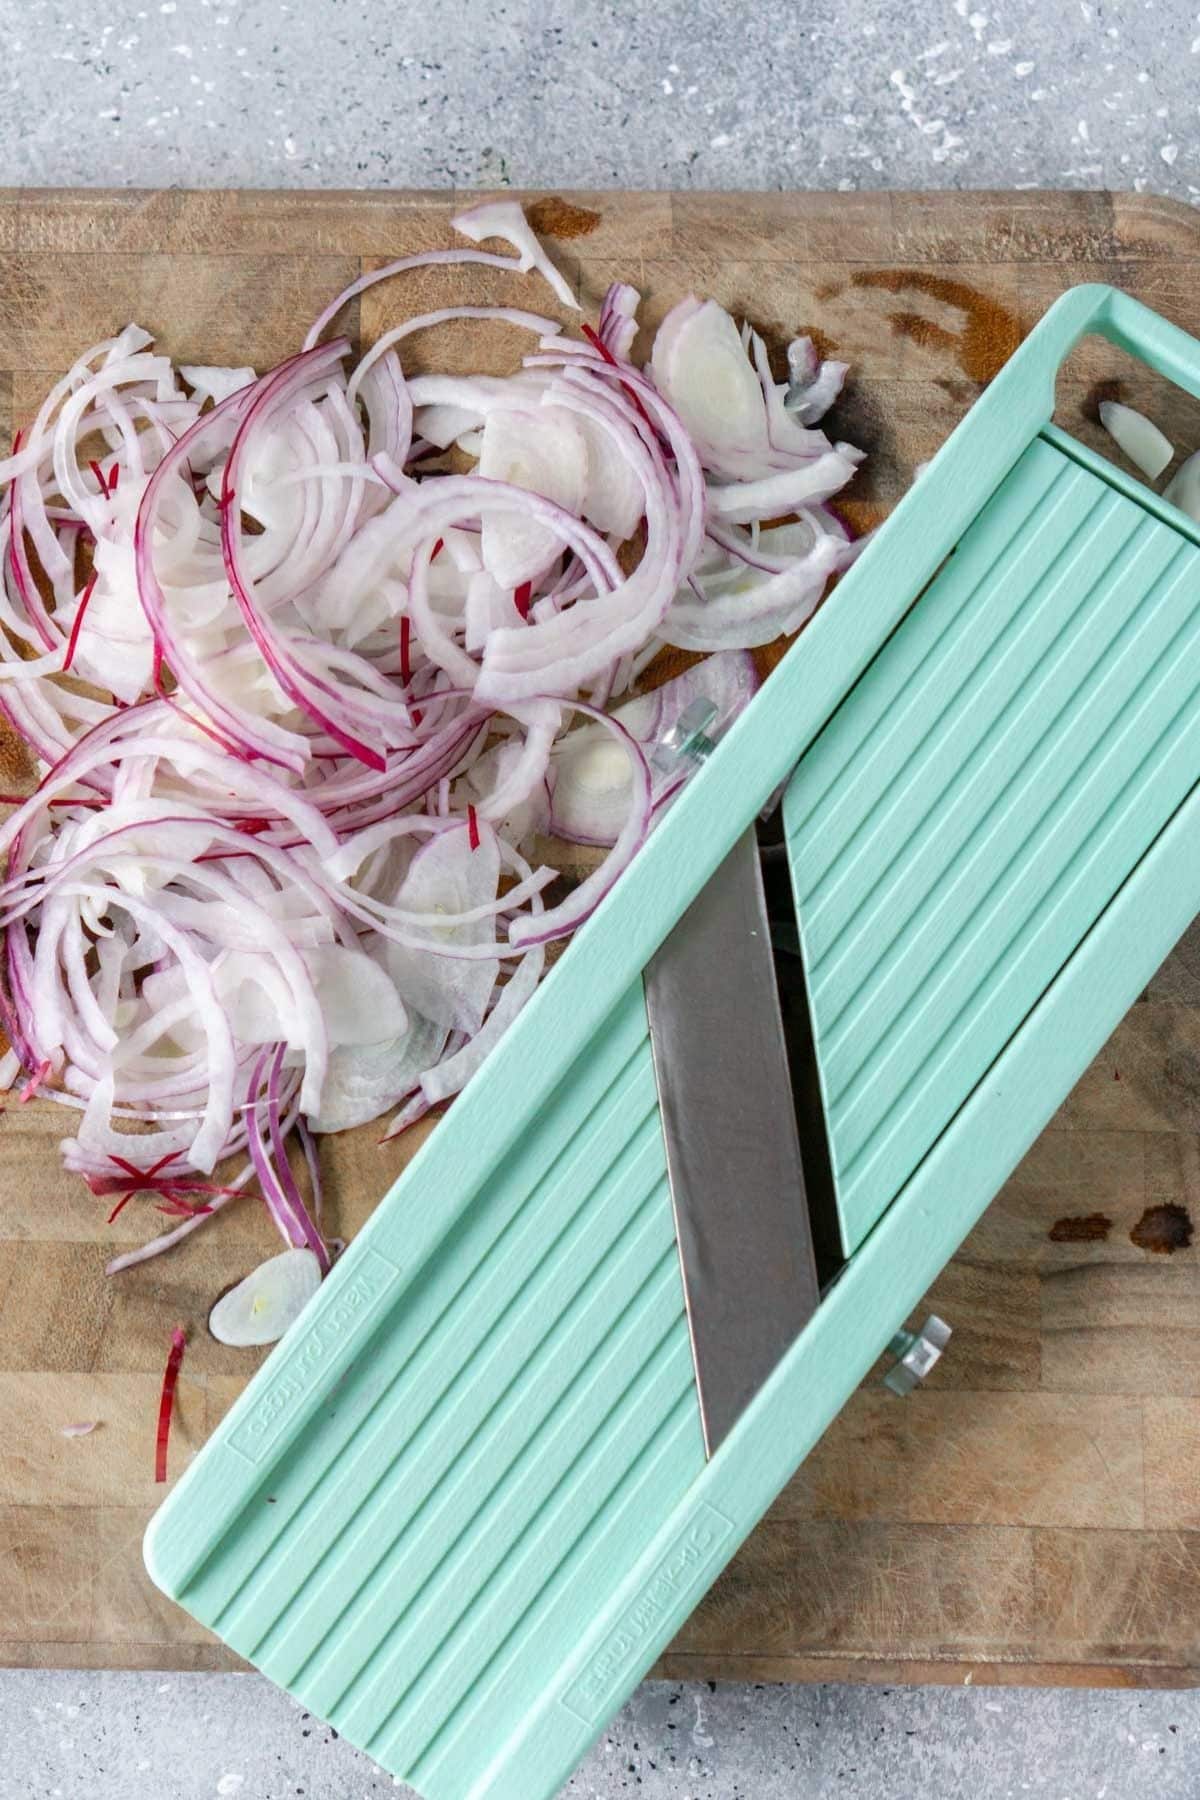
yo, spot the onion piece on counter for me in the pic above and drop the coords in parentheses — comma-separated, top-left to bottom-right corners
(549, 652, 759, 845)
(450, 199, 579, 312)
(154, 1325, 187, 1483)
(209, 1247, 324, 1347)
(1164, 448, 1200, 522)
(1099, 400, 1174, 479)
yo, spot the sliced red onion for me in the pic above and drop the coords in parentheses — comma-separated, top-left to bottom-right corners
(663, 521, 852, 650)
(785, 336, 848, 425)
(651, 297, 776, 479)
(310, 1010, 449, 1134)
(381, 841, 547, 1137)
(598, 282, 641, 361)
(450, 200, 578, 312)
(548, 652, 758, 845)
(0, 199, 863, 1307)
(478, 407, 589, 588)
(179, 364, 257, 406)
(303, 250, 550, 353)
(208, 1246, 322, 1347)
(705, 447, 863, 525)
(383, 818, 501, 1033)
(154, 1323, 186, 1483)
(1164, 448, 1200, 522)
(1099, 400, 1174, 480)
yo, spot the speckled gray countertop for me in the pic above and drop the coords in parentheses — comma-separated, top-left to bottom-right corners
(4, 0, 1198, 203)
(4, 1, 1200, 1796)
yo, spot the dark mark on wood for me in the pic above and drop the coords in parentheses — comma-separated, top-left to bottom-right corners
(1087, 376, 1126, 419)
(936, 376, 975, 405)
(525, 197, 601, 240)
(832, 497, 889, 540)
(1130, 1203, 1194, 1255)
(849, 270, 1023, 383)
(1049, 1213, 1113, 1244)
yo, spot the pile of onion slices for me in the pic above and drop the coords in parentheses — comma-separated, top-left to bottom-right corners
(0, 201, 862, 1342)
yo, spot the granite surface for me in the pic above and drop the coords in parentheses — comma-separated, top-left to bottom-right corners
(2, 0, 1198, 204)
(4, 0, 1200, 1794)
(6, 1668, 1200, 1799)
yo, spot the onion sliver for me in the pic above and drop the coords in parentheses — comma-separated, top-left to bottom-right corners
(209, 1247, 323, 1347)
(1099, 400, 1174, 480)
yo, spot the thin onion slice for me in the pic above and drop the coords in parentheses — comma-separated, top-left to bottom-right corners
(209, 1247, 322, 1347)
(154, 1324, 186, 1483)
(1099, 400, 1174, 479)
(1164, 449, 1200, 522)
(450, 200, 578, 312)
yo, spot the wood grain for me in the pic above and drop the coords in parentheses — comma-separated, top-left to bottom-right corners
(0, 185, 1198, 1684)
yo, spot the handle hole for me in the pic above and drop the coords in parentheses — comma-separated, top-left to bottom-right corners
(1052, 329, 1200, 509)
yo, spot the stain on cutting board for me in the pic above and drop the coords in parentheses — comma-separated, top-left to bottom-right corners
(1130, 1203, 1194, 1255)
(1049, 1213, 1113, 1244)
(525, 197, 601, 239)
(850, 269, 1022, 383)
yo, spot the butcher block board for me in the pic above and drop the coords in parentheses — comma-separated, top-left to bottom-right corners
(2, 186, 1200, 1690)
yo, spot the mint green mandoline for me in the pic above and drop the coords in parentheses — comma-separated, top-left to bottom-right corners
(146, 283, 1200, 1798)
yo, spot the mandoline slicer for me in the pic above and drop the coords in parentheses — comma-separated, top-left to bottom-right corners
(147, 284, 1200, 1799)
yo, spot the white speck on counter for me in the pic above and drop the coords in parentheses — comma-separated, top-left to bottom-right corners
(1162, 142, 1180, 164)
(889, 66, 964, 162)
(215, 1776, 244, 1797)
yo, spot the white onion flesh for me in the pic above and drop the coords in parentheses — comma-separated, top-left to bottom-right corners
(1099, 400, 1174, 480)
(1164, 448, 1200, 522)
(0, 203, 863, 1303)
(208, 1246, 323, 1346)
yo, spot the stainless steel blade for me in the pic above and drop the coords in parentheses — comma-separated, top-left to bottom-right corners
(643, 827, 822, 1457)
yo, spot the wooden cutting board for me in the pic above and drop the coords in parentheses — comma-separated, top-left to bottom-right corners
(2, 186, 1200, 1689)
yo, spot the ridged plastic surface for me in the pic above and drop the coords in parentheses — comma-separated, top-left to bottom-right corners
(784, 434, 1200, 1253)
(147, 288, 1200, 1800)
(150, 980, 703, 1799)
